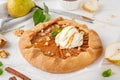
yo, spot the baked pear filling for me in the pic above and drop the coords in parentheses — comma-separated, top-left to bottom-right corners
(31, 22, 89, 59)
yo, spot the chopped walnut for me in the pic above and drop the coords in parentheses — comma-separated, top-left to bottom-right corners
(45, 36, 51, 41)
(44, 51, 51, 55)
(50, 53, 54, 56)
(65, 52, 71, 57)
(47, 51, 51, 54)
(0, 49, 9, 58)
(77, 47, 81, 51)
(34, 43, 38, 45)
(44, 42, 49, 46)
(41, 29, 44, 32)
(40, 33, 46, 36)
(13, 28, 24, 37)
(0, 34, 7, 47)
(45, 28, 51, 33)
(38, 38, 43, 42)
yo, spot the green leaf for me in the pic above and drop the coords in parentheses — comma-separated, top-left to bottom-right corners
(54, 27, 62, 32)
(102, 69, 112, 77)
(44, 13, 51, 22)
(43, 3, 49, 14)
(0, 68, 3, 75)
(51, 27, 62, 36)
(33, 9, 46, 25)
(51, 31, 59, 36)
(0, 61, 3, 66)
(33, 3, 51, 25)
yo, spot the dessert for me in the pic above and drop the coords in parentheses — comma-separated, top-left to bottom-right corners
(19, 17, 103, 73)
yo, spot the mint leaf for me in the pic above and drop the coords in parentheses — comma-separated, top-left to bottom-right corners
(51, 27, 62, 36)
(102, 69, 112, 77)
(33, 3, 51, 25)
(51, 31, 58, 36)
(43, 3, 50, 22)
(44, 13, 51, 22)
(33, 9, 46, 25)
(0, 68, 3, 75)
(43, 3, 49, 14)
(0, 61, 3, 66)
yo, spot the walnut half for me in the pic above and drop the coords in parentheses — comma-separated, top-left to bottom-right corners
(0, 49, 9, 58)
(0, 34, 7, 47)
(13, 28, 24, 37)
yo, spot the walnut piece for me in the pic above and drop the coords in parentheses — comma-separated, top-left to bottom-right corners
(13, 28, 24, 37)
(0, 49, 9, 58)
(0, 34, 7, 47)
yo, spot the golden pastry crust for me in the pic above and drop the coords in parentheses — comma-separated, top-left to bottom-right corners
(19, 17, 102, 73)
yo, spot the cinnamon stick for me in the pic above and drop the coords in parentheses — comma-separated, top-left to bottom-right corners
(9, 76, 17, 80)
(5, 67, 31, 80)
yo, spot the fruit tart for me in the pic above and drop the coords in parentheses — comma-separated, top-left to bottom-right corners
(19, 17, 103, 73)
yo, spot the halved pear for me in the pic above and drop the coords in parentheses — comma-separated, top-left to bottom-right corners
(105, 42, 120, 65)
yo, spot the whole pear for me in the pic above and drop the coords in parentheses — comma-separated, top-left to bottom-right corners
(7, 0, 35, 18)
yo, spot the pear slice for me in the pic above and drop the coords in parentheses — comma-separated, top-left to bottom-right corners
(82, 0, 99, 12)
(105, 42, 120, 65)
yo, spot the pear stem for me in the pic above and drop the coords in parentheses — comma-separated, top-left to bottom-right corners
(35, 4, 43, 10)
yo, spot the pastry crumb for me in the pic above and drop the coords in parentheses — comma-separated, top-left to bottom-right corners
(71, 18, 75, 21)
(0, 34, 7, 47)
(13, 28, 24, 37)
(0, 49, 9, 58)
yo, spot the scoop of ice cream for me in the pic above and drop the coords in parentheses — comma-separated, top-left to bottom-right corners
(55, 26, 84, 49)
